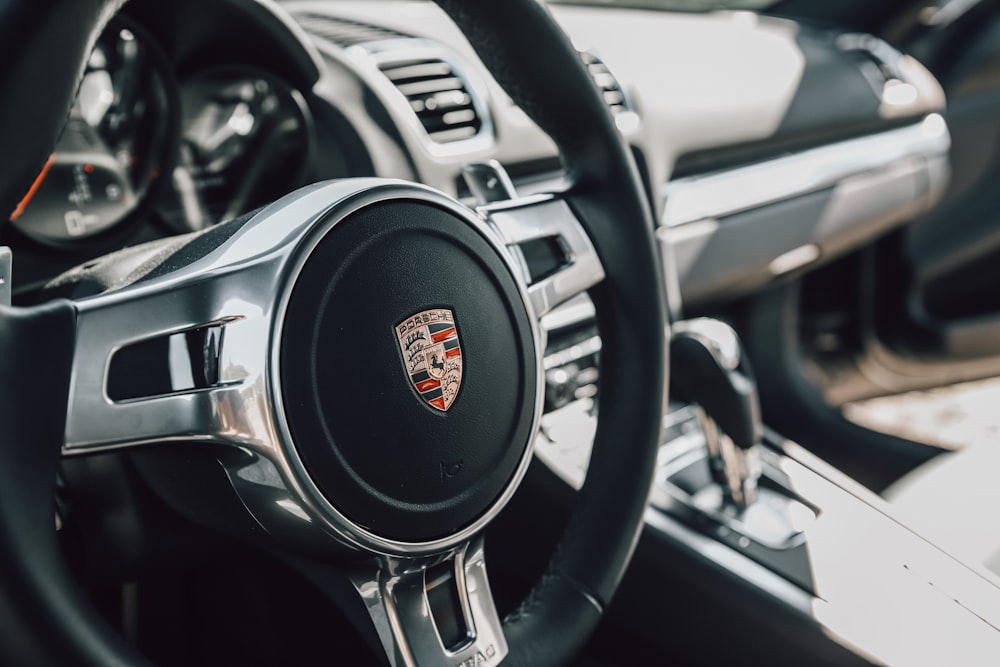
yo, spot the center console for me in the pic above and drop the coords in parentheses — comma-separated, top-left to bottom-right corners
(534, 312, 1000, 665)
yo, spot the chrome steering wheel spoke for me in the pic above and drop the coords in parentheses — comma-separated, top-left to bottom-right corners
(63, 251, 284, 456)
(481, 194, 606, 320)
(60, 178, 408, 457)
(349, 536, 507, 667)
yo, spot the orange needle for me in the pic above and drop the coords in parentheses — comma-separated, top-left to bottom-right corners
(10, 154, 55, 222)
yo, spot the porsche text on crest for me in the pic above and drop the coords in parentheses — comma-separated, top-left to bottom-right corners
(396, 308, 463, 411)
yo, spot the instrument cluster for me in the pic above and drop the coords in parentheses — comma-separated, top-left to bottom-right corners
(8, 17, 314, 247)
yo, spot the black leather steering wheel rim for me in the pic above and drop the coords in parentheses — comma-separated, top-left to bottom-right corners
(437, 2, 669, 664)
(0, 1, 667, 665)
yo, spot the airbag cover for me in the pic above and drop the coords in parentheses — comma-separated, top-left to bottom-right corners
(280, 200, 537, 542)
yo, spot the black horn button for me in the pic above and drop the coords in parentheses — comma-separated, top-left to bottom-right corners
(280, 200, 538, 543)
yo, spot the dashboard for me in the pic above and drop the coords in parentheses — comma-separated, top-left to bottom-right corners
(7, 0, 949, 318)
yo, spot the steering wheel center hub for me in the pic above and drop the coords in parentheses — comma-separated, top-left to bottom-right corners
(280, 198, 540, 544)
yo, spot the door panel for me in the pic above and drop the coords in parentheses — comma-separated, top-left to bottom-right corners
(815, 4, 1000, 402)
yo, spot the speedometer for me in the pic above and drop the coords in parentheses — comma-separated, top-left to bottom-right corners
(9, 19, 174, 245)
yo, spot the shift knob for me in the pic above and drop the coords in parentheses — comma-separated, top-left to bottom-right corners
(671, 318, 761, 450)
(671, 318, 762, 508)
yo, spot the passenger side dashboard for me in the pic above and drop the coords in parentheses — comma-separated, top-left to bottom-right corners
(285, 1, 949, 314)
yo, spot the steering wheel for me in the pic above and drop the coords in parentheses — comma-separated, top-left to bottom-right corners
(0, 0, 667, 665)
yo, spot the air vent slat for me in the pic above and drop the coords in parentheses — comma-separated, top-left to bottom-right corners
(429, 90, 471, 109)
(427, 126, 478, 143)
(603, 90, 625, 107)
(579, 50, 633, 119)
(395, 77, 465, 97)
(442, 109, 477, 124)
(419, 108, 478, 131)
(592, 73, 618, 90)
(381, 62, 453, 81)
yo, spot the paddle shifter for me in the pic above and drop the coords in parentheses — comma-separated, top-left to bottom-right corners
(671, 318, 762, 509)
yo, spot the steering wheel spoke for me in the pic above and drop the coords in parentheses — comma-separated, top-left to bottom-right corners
(63, 262, 281, 456)
(482, 195, 605, 320)
(349, 536, 507, 667)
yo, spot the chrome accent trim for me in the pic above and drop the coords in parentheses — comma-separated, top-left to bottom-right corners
(919, 0, 983, 27)
(691, 404, 759, 509)
(460, 160, 531, 284)
(481, 196, 606, 318)
(643, 505, 815, 613)
(672, 318, 741, 371)
(768, 243, 820, 276)
(65, 179, 546, 558)
(342, 38, 497, 159)
(350, 537, 507, 667)
(661, 115, 951, 228)
(540, 293, 595, 333)
(0, 246, 11, 306)
(461, 160, 518, 205)
(544, 335, 601, 372)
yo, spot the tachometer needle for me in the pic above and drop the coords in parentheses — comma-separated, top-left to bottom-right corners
(9, 154, 55, 221)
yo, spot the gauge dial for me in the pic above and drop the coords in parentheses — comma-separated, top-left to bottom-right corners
(9, 21, 173, 245)
(157, 68, 313, 232)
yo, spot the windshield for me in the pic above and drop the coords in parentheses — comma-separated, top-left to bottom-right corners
(547, 0, 778, 11)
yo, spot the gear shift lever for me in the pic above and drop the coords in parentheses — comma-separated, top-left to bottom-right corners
(671, 319, 762, 509)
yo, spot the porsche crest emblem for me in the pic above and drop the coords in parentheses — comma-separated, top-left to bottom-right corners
(396, 308, 463, 412)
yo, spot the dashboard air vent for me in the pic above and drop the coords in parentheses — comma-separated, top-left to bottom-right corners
(378, 58, 482, 144)
(293, 13, 408, 48)
(580, 50, 631, 117)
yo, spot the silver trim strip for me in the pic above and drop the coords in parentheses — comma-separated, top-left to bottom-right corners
(544, 335, 601, 371)
(0, 246, 11, 307)
(481, 196, 605, 318)
(540, 294, 595, 333)
(920, 0, 983, 27)
(662, 114, 951, 228)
